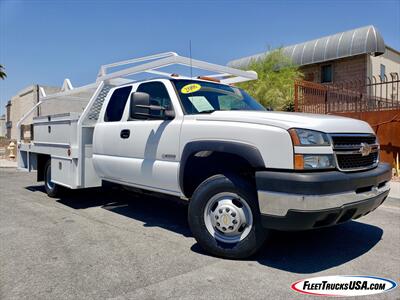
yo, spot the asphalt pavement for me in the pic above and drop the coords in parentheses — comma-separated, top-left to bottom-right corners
(0, 168, 399, 299)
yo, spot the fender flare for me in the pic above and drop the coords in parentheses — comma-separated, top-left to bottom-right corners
(179, 140, 265, 195)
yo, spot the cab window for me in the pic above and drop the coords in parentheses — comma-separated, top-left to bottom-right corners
(135, 82, 173, 119)
(104, 86, 132, 122)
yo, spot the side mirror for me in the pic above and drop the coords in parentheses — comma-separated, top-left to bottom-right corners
(130, 92, 175, 120)
(130, 92, 151, 119)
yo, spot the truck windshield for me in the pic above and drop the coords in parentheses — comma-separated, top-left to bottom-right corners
(172, 79, 265, 114)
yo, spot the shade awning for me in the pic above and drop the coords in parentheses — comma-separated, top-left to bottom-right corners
(228, 25, 386, 68)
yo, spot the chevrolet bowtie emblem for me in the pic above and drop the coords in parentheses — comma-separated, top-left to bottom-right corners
(359, 143, 372, 156)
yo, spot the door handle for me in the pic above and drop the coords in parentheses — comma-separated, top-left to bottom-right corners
(120, 129, 130, 139)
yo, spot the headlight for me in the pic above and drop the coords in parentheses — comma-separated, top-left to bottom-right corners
(289, 128, 335, 170)
(294, 154, 335, 170)
(289, 128, 330, 146)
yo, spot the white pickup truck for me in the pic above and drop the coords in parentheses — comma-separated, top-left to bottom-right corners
(18, 52, 391, 258)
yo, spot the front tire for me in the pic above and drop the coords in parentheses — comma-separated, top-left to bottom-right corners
(188, 174, 267, 259)
(44, 160, 61, 198)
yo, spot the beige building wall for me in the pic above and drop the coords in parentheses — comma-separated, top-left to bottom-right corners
(368, 46, 400, 79)
(300, 46, 399, 99)
(300, 54, 367, 86)
(367, 46, 400, 100)
(0, 115, 6, 137)
(9, 85, 62, 140)
(9, 85, 39, 140)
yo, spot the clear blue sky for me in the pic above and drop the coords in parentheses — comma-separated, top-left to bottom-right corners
(1, 0, 399, 115)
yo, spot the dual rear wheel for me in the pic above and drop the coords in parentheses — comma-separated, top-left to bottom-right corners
(44, 160, 61, 198)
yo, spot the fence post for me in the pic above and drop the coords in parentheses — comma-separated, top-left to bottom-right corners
(324, 89, 328, 114)
(294, 81, 298, 112)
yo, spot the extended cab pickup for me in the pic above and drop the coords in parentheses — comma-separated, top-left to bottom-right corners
(18, 53, 391, 258)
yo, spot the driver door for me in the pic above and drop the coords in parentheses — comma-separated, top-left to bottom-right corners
(93, 81, 182, 195)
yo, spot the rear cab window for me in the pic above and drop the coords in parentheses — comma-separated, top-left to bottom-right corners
(104, 86, 132, 122)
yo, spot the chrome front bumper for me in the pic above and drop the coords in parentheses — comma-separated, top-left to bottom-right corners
(255, 163, 392, 230)
(258, 182, 390, 216)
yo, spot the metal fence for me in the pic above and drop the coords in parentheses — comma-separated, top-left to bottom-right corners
(294, 73, 399, 113)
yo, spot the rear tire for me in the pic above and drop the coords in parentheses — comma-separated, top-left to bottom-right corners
(44, 160, 61, 198)
(188, 174, 267, 259)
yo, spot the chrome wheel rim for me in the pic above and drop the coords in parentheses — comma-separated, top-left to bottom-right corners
(46, 165, 55, 190)
(204, 192, 253, 243)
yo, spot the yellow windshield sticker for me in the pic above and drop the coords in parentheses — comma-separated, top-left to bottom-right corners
(181, 83, 201, 94)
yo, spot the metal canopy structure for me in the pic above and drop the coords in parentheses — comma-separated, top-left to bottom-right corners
(228, 25, 386, 68)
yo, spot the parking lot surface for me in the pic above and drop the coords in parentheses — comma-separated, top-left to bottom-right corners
(1, 168, 399, 299)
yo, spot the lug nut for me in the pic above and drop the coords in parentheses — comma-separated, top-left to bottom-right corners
(232, 220, 238, 224)
(216, 222, 220, 227)
(226, 208, 230, 212)
(231, 212, 236, 217)
(219, 209, 223, 214)
(222, 227, 226, 231)
(228, 226, 234, 230)
(215, 215, 219, 219)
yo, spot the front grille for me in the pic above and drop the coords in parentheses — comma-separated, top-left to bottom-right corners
(336, 152, 378, 170)
(331, 135, 376, 148)
(330, 134, 379, 171)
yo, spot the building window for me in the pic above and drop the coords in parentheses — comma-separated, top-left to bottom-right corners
(380, 64, 386, 80)
(321, 65, 332, 83)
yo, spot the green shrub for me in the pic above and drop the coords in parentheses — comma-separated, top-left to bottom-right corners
(237, 48, 303, 111)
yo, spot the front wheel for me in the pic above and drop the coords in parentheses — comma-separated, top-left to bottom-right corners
(44, 160, 62, 198)
(188, 174, 267, 259)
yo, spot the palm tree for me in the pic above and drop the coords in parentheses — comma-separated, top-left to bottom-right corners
(0, 64, 6, 79)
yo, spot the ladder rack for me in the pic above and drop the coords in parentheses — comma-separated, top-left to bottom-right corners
(17, 52, 257, 132)
(17, 52, 258, 187)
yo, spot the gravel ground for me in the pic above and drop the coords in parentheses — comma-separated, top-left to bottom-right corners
(0, 168, 399, 299)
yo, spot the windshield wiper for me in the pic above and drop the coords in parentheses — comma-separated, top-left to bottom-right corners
(197, 110, 216, 114)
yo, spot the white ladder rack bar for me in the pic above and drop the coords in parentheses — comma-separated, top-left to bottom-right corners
(97, 52, 178, 77)
(96, 53, 257, 83)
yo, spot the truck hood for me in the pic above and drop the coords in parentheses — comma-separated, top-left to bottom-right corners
(194, 111, 374, 134)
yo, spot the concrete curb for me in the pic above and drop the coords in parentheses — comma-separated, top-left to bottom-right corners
(0, 159, 17, 169)
(389, 181, 400, 200)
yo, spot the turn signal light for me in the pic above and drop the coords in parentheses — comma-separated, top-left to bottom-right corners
(294, 154, 304, 170)
(294, 154, 335, 170)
